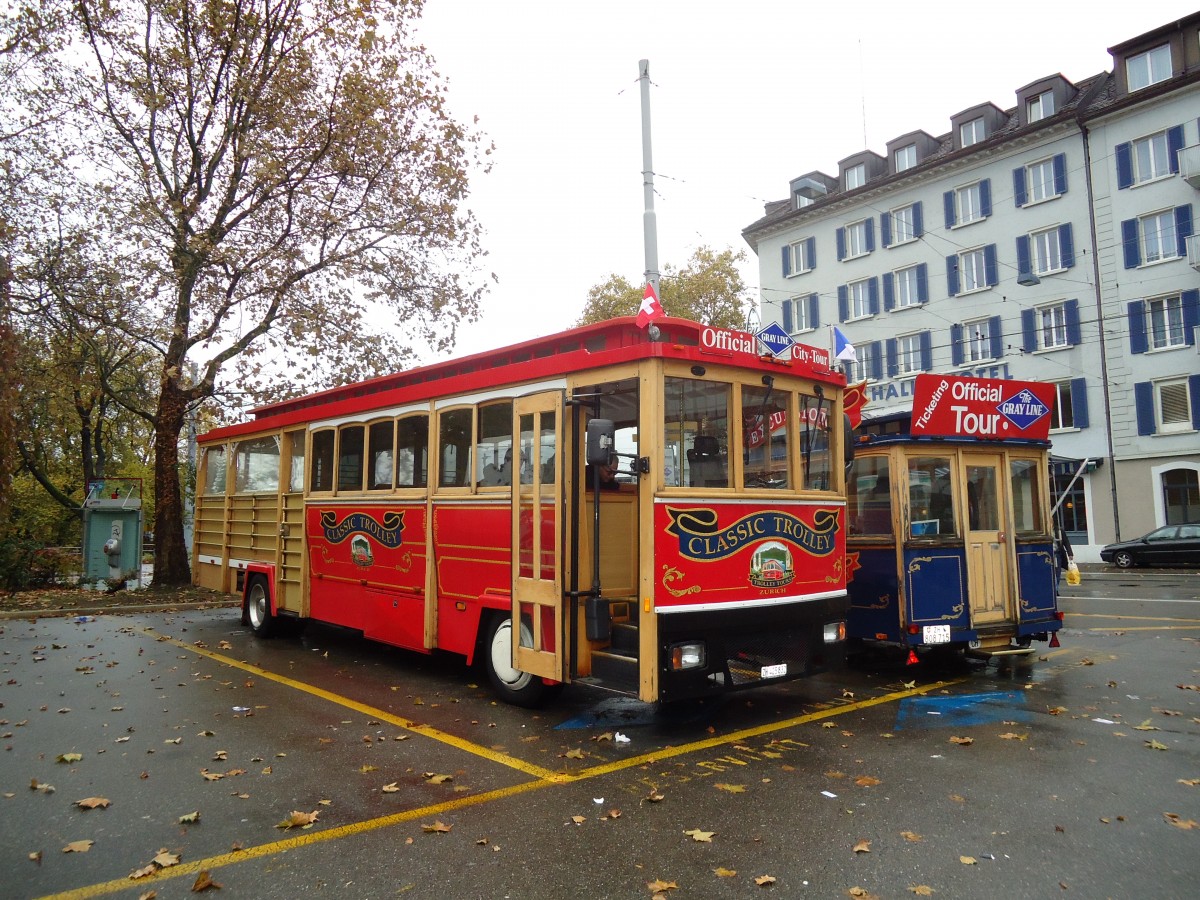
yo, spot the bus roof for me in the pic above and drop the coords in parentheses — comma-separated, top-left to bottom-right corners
(200, 316, 845, 443)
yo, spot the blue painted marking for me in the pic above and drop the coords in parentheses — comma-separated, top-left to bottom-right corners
(894, 691, 1031, 731)
(555, 696, 723, 730)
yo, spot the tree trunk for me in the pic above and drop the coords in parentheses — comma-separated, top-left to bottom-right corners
(152, 378, 190, 586)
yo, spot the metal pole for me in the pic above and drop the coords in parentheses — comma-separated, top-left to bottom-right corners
(639, 60, 660, 297)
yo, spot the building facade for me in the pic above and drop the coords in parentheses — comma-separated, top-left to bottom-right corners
(743, 14, 1200, 561)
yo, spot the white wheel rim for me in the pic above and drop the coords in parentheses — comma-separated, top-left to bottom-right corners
(490, 619, 532, 688)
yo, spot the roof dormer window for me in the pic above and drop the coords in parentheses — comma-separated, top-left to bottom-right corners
(1127, 43, 1171, 91)
(893, 144, 917, 173)
(1026, 90, 1054, 123)
(846, 163, 866, 190)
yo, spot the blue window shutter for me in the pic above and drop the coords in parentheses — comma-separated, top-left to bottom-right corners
(1128, 300, 1148, 354)
(1070, 378, 1089, 430)
(1121, 218, 1140, 268)
(1021, 308, 1037, 353)
(838, 285, 849, 322)
(882, 272, 895, 311)
(951, 324, 964, 366)
(916, 263, 929, 304)
(946, 255, 959, 296)
(869, 342, 884, 381)
(943, 190, 956, 229)
(913, 202, 924, 238)
(1191, 375, 1200, 430)
(1167, 125, 1184, 174)
(1065, 299, 1081, 346)
(808, 293, 820, 329)
(868, 277, 880, 315)
(836, 227, 846, 261)
(1176, 204, 1194, 257)
(806, 237, 816, 271)
(886, 338, 898, 377)
(1053, 153, 1067, 195)
(864, 218, 875, 253)
(1182, 289, 1199, 345)
(1016, 235, 1032, 280)
(1134, 382, 1156, 435)
(1059, 223, 1075, 269)
(1116, 142, 1133, 189)
(1013, 167, 1027, 208)
(984, 244, 998, 286)
(988, 315, 1003, 359)
(782, 299, 794, 333)
(781, 244, 791, 277)
(980, 178, 992, 217)
(880, 212, 892, 248)
(919, 332, 932, 371)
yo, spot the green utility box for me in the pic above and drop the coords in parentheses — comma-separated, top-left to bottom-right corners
(82, 479, 144, 588)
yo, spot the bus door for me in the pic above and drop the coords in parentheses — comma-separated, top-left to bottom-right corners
(511, 392, 565, 680)
(962, 452, 1012, 624)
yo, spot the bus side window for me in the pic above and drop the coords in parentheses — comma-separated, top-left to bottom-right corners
(909, 456, 955, 537)
(396, 415, 429, 488)
(310, 429, 335, 492)
(439, 408, 473, 487)
(337, 425, 365, 492)
(848, 457, 892, 535)
(368, 420, 395, 491)
(476, 401, 513, 488)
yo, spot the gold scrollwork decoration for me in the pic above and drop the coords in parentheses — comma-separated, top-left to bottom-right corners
(661, 565, 701, 598)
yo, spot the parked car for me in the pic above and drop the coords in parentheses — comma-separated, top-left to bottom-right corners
(1100, 523, 1200, 568)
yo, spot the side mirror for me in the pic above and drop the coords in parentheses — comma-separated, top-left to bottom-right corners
(586, 418, 616, 466)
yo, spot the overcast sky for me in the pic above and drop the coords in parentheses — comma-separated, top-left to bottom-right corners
(413, 1, 1196, 361)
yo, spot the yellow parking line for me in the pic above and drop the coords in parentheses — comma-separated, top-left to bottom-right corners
(140, 628, 568, 783)
(38, 779, 550, 900)
(46, 631, 968, 900)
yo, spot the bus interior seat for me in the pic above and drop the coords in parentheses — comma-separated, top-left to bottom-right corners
(688, 435, 727, 488)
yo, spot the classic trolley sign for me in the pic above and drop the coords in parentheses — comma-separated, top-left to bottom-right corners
(845, 374, 1063, 661)
(193, 317, 850, 706)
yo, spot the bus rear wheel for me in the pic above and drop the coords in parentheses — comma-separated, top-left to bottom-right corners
(246, 576, 276, 638)
(484, 614, 554, 708)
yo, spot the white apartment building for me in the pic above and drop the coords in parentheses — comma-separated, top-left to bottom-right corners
(743, 14, 1200, 562)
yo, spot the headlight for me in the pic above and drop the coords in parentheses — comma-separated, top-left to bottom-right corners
(823, 621, 846, 643)
(669, 642, 706, 671)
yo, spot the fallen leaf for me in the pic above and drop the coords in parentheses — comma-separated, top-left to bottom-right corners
(948, 736, 974, 746)
(564, 748, 585, 759)
(359, 764, 378, 773)
(29, 851, 42, 864)
(960, 856, 977, 865)
(63, 840, 93, 853)
(684, 828, 715, 842)
(822, 722, 837, 729)
(76, 797, 110, 810)
(1164, 813, 1197, 830)
(855, 776, 882, 787)
(424, 773, 453, 784)
(909, 886, 935, 896)
(645, 790, 665, 802)
(848, 888, 880, 900)
(421, 821, 452, 834)
(647, 879, 678, 892)
(130, 864, 158, 879)
(1047, 706, 1068, 716)
(178, 811, 200, 824)
(1133, 720, 1160, 732)
(592, 732, 614, 742)
(164, 738, 182, 745)
(949, 794, 966, 803)
(275, 810, 319, 829)
(57, 753, 83, 764)
(1145, 740, 1169, 751)
(715, 783, 745, 793)
(900, 831, 923, 842)
(852, 839, 871, 853)
(152, 850, 180, 868)
(714, 867, 737, 877)
(382, 783, 400, 793)
(191, 870, 221, 892)
(754, 875, 776, 886)
(570, 815, 586, 825)
(1178, 778, 1200, 787)
(998, 732, 1029, 741)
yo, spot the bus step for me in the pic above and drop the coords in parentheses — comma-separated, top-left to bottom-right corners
(610, 622, 640, 653)
(590, 649, 639, 690)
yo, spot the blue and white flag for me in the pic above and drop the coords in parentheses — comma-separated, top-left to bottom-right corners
(833, 326, 857, 362)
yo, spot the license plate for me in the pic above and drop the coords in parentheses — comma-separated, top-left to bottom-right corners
(922, 625, 951, 644)
(760, 663, 788, 679)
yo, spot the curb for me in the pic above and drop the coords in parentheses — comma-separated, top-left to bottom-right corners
(0, 600, 239, 621)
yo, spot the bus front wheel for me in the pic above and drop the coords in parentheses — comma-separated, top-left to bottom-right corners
(246, 576, 276, 638)
(484, 614, 552, 708)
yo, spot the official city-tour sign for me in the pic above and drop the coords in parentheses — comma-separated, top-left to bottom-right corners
(910, 373, 1055, 440)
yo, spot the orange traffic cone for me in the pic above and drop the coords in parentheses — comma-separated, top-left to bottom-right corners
(1049, 632, 1061, 648)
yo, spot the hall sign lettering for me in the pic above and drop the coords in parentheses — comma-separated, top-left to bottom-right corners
(910, 373, 1055, 440)
(869, 363, 1011, 404)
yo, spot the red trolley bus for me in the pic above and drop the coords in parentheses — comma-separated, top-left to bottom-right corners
(193, 317, 851, 705)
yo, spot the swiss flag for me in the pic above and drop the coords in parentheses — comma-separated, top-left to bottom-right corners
(635, 282, 665, 329)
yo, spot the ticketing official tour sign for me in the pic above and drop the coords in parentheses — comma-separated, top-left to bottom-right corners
(910, 374, 1054, 440)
